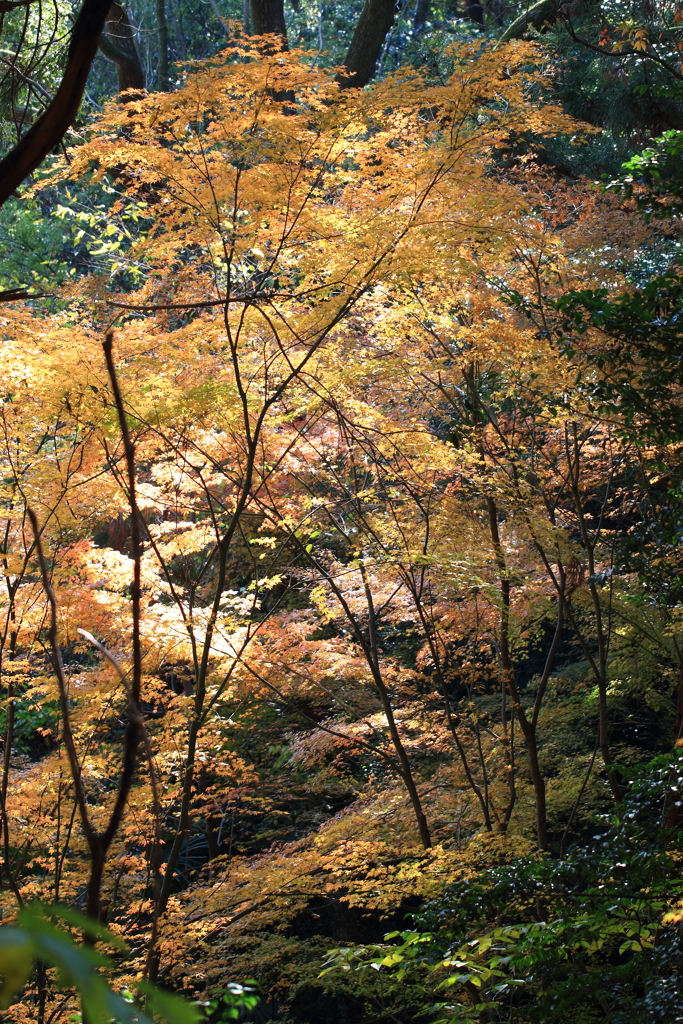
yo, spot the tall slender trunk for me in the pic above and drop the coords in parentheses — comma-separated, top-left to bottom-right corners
(294, 530, 433, 851)
(407, 573, 493, 831)
(36, 961, 47, 1024)
(487, 494, 569, 850)
(172, 0, 187, 58)
(29, 336, 146, 925)
(156, 0, 169, 90)
(373, 679, 432, 848)
(506, 684, 548, 849)
(0, 569, 23, 902)
(566, 423, 621, 803)
(486, 496, 518, 831)
(359, 564, 432, 848)
(149, 428, 263, 979)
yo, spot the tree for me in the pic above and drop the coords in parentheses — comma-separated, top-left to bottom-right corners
(251, 0, 288, 42)
(99, 2, 146, 92)
(0, 0, 114, 207)
(156, 0, 170, 89)
(0, 31, 572, 934)
(3, 24, 683, 1023)
(336, 0, 396, 88)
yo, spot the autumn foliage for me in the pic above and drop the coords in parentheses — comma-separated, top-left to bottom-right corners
(1, 35, 682, 1024)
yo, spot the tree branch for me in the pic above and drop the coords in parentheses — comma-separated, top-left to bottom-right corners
(27, 509, 95, 846)
(0, 0, 115, 206)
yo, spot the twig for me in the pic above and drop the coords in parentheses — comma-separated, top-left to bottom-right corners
(28, 508, 94, 846)
(77, 628, 163, 975)
(102, 332, 142, 709)
(0, 288, 45, 302)
(106, 292, 294, 311)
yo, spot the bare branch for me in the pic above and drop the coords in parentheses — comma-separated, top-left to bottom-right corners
(27, 508, 95, 845)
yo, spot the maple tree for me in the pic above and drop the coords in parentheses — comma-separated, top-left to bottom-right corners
(0, 7, 682, 1022)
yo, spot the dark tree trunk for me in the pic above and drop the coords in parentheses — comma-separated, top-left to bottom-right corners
(675, 661, 683, 742)
(100, 2, 146, 92)
(413, 0, 430, 32)
(251, 0, 292, 101)
(156, 0, 169, 90)
(466, 0, 484, 24)
(0, 0, 115, 207)
(251, 0, 287, 42)
(170, 0, 187, 58)
(336, 0, 396, 89)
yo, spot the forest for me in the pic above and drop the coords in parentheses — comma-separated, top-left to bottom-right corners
(0, 0, 683, 1022)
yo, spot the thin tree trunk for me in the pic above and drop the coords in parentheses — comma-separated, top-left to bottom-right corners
(290, 533, 433, 851)
(487, 496, 518, 831)
(28, 334, 145, 924)
(566, 423, 622, 803)
(675, 660, 683, 741)
(171, 0, 187, 57)
(505, 679, 548, 849)
(208, 0, 232, 37)
(148, 434, 265, 980)
(407, 573, 493, 831)
(0, 566, 23, 903)
(336, 0, 396, 88)
(359, 562, 432, 848)
(156, 0, 169, 90)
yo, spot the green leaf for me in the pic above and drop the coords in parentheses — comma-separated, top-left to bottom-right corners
(30, 904, 128, 952)
(0, 928, 34, 1008)
(138, 982, 201, 1024)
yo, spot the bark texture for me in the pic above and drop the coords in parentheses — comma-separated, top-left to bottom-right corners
(497, 0, 558, 42)
(0, 0, 115, 207)
(100, 1, 146, 92)
(251, 0, 287, 42)
(156, 0, 169, 90)
(336, 0, 396, 89)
